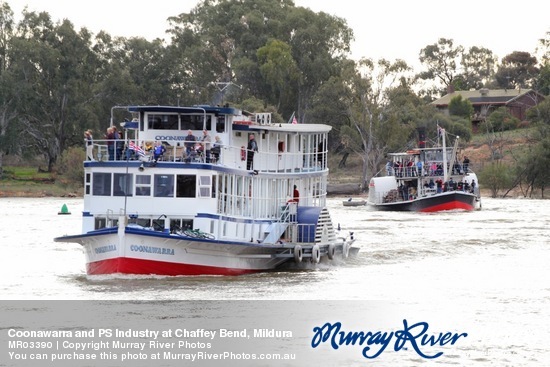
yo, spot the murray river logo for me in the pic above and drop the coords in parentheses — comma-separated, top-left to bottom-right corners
(311, 319, 467, 359)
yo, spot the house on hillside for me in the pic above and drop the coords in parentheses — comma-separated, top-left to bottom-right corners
(431, 88, 545, 128)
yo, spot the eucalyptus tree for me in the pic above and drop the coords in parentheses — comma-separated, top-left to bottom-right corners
(456, 46, 497, 90)
(10, 9, 100, 171)
(494, 51, 539, 89)
(418, 39, 501, 97)
(310, 57, 414, 189)
(0, 1, 16, 177)
(418, 38, 464, 96)
(283, 6, 351, 122)
(519, 97, 550, 197)
(256, 39, 300, 111)
(166, 0, 352, 119)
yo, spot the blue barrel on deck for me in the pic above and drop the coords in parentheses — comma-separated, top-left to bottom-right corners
(297, 206, 320, 242)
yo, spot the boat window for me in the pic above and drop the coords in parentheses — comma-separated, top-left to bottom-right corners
(135, 175, 151, 196)
(198, 176, 211, 198)
(113, 173, 133, 197)
(147, 114, 179, 130)
(92, 173, 112, 196)
(211, 175, 216, 198)
(216, 116, 225, 133)
(170, 218, 193, 232)
(85, 173, 91, 195)
(136, 218, 151, 228)
(154, 174, 174, 197)
(94, 217, 107, 229)
(181, 115, 211, 130)
(176, 174, 196, 197)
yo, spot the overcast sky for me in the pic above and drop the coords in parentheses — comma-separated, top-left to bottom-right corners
(8, 0, 550, 69)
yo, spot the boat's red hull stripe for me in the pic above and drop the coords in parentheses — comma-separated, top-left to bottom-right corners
(87, 257, 260, 276)
(419, 200, 474, 213)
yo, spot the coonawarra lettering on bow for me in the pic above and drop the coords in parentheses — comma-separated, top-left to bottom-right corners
(311, 319, 467, 359)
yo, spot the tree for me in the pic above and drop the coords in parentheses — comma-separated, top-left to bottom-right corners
(310, 57, 414, 189)
(534, 63, 550, 96)
(256, 39, 299, 111)
(448, 95, 474, 120)
(536, 31, 549, 66)
(494, 51, 539, 89)
(458, 46, 497, 90)
(418, 38, 464, 93)
(0, 1, 16, 178)
(166, 0, 352, 120)
(11, 10, 100, 171)
(479, 162, 512, 198)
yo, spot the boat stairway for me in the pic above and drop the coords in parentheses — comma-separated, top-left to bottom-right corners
(262, 222, 289, 244)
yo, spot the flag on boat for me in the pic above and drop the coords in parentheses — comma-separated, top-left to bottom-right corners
(129, 141, 146, 156)
(287, 111, 295, 124)
(292, 116, 298, 124)
(437, 125, 444, 137)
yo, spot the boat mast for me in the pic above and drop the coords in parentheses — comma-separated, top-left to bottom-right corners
(442, 128, 448, 183)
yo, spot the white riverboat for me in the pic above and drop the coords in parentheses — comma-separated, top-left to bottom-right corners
(367, 127, 481, 212)
(54, 105, 358, 275)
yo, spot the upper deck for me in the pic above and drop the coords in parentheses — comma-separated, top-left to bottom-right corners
(91, 105, 330, 174)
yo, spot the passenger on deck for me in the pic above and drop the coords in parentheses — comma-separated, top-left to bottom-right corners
(436, 179, 443, 193)
(211, 136, 222, 163)
(113, 126, 123, 160)
(184, 130, 196, 156)
(84, 130, 94, 161)
(105, 127, 115, 161)
(463, 156, 470, 173)
(292, 185, 300, 203)
(448, 177, 456, 191)
(247, 134, 258, 170)
(201, 130, 211, 163)
(430, 162, 437, 176)
(153, 141, 166, 161)
(386, 160, 393, 176)
(416, 160, 423, 176)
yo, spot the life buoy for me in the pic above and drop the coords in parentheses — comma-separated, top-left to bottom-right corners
(240, 146, 246, 161)
(311, 244, 320, 263)
(327, 243, 335, 260)
(278, 141, 285, 153)
(342, 242, 350, 258)
(293, 245, 303, 263)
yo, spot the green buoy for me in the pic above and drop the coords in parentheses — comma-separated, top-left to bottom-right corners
(58, 204, 71, 215)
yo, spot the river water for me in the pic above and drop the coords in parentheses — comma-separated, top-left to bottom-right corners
(0, 197, 549, 366)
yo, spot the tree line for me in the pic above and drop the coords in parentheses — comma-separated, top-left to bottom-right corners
(0, 0, 549, 196)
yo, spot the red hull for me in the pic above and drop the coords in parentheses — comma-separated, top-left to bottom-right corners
(87, 257, 261, 276)
(418, 200, 474, 213)
(372, 191, 477, 212)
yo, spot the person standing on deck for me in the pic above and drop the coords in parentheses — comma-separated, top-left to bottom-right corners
(463, 156, 470, 173)
(201, 129, 212, 163)
(105, 127, 115, 161)
(211, 135, 222, 163)
(84, 130, 94, 160)
(293, 185, 300, 203)
(184, 130, 196, 156)
(247, 134, 258, 170)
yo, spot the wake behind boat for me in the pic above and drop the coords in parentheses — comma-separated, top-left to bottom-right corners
(54, 105, 358, 276)
(367, 126, 481, 212)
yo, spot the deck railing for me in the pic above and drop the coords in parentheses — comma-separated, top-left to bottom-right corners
(84, 139, 328, 174)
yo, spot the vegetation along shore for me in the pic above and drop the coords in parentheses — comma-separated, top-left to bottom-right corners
(0, 2, 548, 198)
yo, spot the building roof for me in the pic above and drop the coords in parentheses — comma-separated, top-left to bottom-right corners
(431, 88, 542, 106)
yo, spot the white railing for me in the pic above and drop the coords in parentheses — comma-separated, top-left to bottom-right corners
(84, 139, 329, 173)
